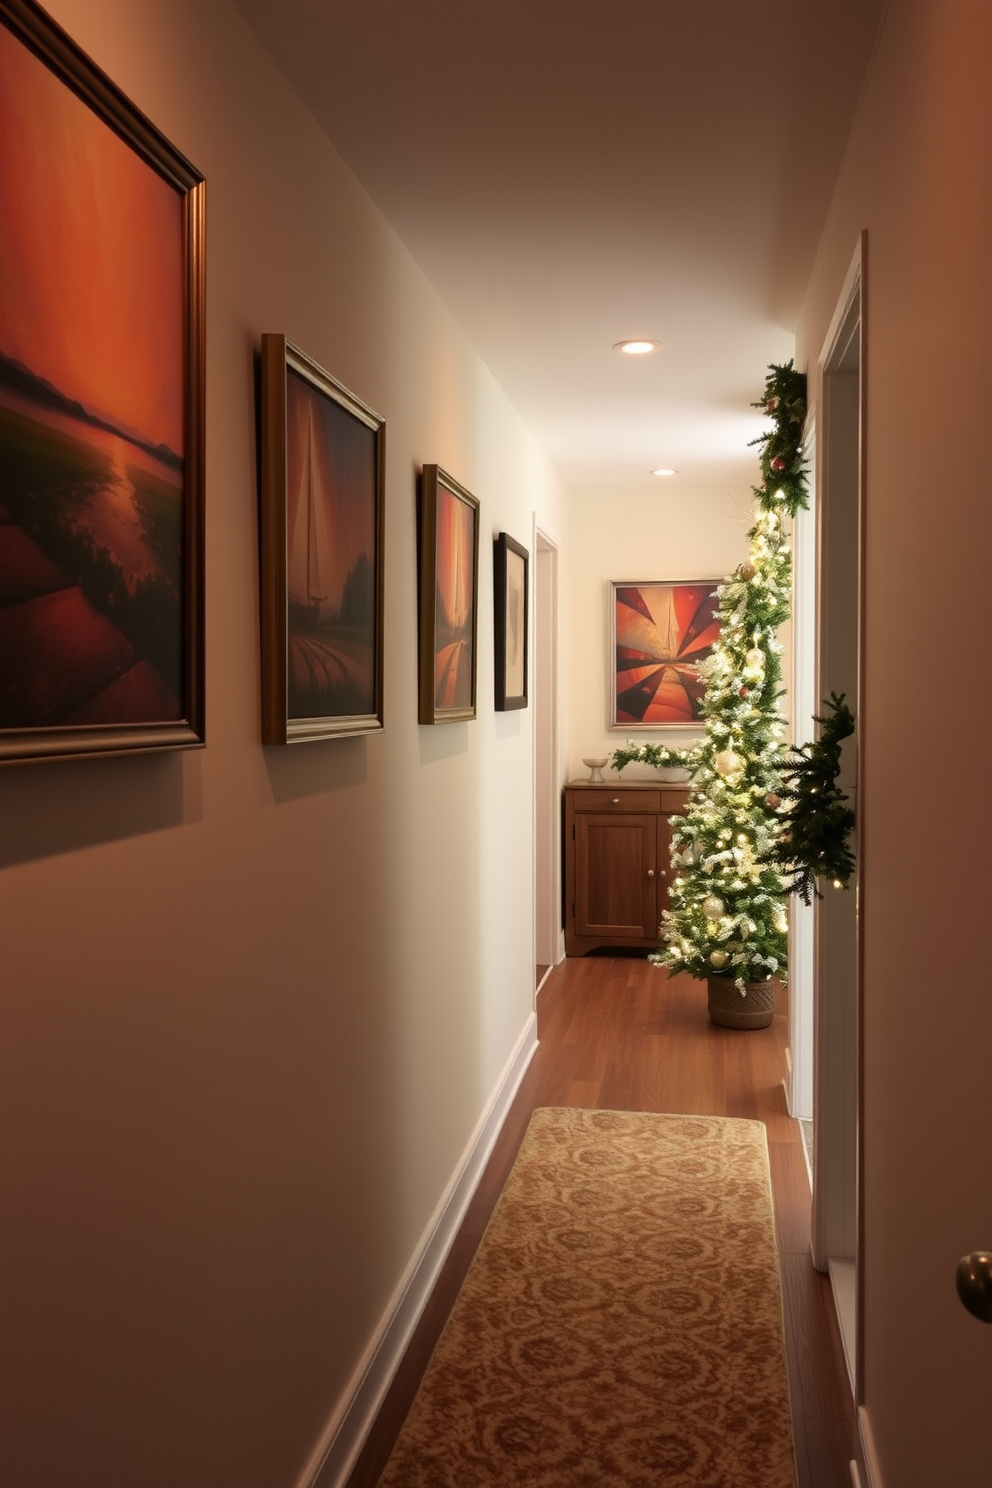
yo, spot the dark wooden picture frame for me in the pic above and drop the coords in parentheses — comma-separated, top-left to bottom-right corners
(260, 334, 385, 743)
(493, 531, 528, 711)
(610, 578, 721, 729)
(0, 0, 205, 765)
(418, 465, 479, 724)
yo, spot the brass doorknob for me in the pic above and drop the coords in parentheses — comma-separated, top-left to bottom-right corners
(647, 868, 655, 878)
(956, 1252, 992, 1323)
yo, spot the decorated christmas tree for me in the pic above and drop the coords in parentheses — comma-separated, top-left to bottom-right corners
(611, 362, 810, 993)
(656, 503, 793, 988)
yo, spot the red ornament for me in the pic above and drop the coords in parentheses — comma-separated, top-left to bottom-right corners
(770, 456, 787, 473)
(739, 687, 748, 698)
(767, 396, 778, 413)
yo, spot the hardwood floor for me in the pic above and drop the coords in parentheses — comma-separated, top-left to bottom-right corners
(347, 955, 855, 1487)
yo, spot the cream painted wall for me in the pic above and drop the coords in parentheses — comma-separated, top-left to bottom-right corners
(564, 485, 769, 782)
(0, 3, 562, 1487)
(798, 1, 992, 1483)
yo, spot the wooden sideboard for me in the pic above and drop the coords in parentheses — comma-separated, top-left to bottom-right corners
(563, 780, 688, 956)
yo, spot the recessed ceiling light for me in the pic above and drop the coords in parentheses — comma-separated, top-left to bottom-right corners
(615, 339, 659, 356)
(651, 467, 678, 477)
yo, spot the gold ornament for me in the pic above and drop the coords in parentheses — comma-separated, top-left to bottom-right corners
(739, 561, 756, 581)
(764, 793, 781, 810)
(714, 747, 742, 779)
(709, 949, 729, 969)
(744, 647, 764, 669)
(702, 894, 724, 919)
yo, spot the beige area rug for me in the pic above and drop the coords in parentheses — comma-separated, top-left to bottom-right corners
(378, 1107, 796, 1487)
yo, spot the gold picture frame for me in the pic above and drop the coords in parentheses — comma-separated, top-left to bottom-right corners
(493, 532, 528, 711)
(259, 334, 385, 743)
(0, 0, 205, 764)
(418, 465, 479, 724)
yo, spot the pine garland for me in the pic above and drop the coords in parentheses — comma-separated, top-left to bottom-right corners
(609, 739, 694, 774)
(750, 360, 809, 518)
(764, 693, 856, 904)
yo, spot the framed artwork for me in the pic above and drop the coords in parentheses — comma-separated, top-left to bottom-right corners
(610, 579, 721, 729)
(260, 334, 385, 743)
(0, 0, 205, 765)
(418, 465, 479, 724)
(493, 532, 528, 711)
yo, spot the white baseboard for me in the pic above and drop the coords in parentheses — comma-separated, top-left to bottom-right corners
(296, 1012, 539, 1488)
(857, 1405, 884, 1488)
(828, 1256, 857, 1394)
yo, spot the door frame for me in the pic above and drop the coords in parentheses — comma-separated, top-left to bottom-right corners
(812, 234, 867, 1414)
(787, 420, 817, 1125)
(533, 524, 561, 991)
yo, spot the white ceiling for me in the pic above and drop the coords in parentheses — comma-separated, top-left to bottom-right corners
(232, 0, 886, 496)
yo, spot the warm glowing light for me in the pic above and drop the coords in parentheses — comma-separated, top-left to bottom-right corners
(650, 467, 678, 477)
(0, 25, 184, 454)
(615, 339, 659, 355)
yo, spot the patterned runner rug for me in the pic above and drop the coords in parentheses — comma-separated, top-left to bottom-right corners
(378, 1107, 796, 1487)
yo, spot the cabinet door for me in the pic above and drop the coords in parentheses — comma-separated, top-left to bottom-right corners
(655, 814, 675, 924)
(574, 811, 658, 940)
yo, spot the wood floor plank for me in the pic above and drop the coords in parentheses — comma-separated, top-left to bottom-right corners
(770, 1140, 815, 1254)
(346, 956, 854, 1488)
(781, 1252, 856, 1422)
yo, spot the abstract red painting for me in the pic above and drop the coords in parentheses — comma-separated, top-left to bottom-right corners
(611, 580, 721, 728)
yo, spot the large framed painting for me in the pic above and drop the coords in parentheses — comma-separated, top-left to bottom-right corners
(418, 465, 479, 724)
(493, 531, 528, 711)
(610, 579, 721, 729)
(0, 0, 205, 765)
(260, 334, 385, 743)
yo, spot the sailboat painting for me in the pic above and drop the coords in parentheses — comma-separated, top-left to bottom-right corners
(610, 579, 721, 728)
(260, 336, 384, 743)
(418, 466, 479, 724)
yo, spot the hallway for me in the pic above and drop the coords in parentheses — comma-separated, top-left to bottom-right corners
(348, 956, 853, 1487)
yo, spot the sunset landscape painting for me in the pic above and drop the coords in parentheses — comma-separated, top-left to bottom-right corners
(611, 580, 721, 727)
(418, 467, 479, 724)
(0, 7, 204, 760)
(433, 482, 476, 710)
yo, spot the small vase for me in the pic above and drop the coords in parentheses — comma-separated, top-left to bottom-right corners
(706, 976, 776, 1030)
(582, 756, 608, 782)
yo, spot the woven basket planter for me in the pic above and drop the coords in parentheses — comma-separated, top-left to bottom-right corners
(706, 976, 775, 1030)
